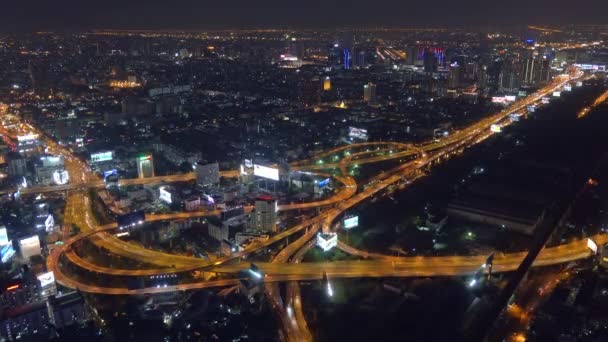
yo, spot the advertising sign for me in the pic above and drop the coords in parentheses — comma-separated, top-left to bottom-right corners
(91, 151, 114, 163)
(0, 227, 8, 246)
(37, 272, 55, 288)
(344, 216, 359, 229)
(159, 187, 172, 204)
(253, 164, 279, 181)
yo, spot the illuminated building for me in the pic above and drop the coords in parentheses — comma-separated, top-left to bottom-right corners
(448, 62, 461, 89)
(34, 156, 65, 185)
(323, 77, 331, 91)
(254, 196, 278, 233)
(136, 154, 155, 179)
(316, 233, 338, 252)
(363, 82, 376, 103)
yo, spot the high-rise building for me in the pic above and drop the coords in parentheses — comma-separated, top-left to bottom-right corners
(499, 59, 521, 92)
(423, 48, 439, 73)
(363, 82, 377, 103)
(323, 77, 331, 91)
(7, 154, 27, 177)
(28, 60, 52, 97)
(136, 154, 154, 179)
(448, 62, 461, 89)
(343, 48, 351, 70)
(254, 196, 278, 233)
(196, 162, 220, 187)
(354, 50, 366, 69)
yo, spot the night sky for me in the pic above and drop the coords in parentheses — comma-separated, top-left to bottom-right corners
(1, 0, 606, 31)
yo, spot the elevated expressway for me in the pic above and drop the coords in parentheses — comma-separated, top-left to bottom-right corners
(42, 70, 600, 297)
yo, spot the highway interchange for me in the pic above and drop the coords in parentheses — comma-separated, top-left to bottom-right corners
(1, 68, 604, 340)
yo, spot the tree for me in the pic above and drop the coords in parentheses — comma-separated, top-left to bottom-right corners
(70, 224, 81, 237)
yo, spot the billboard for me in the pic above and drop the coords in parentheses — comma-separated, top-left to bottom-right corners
(91, 151, 113, 163)
(552, 91, 561, 97)
(509, 113, 522, 122)
(490, 124, 502, 133)
(349, 127, 368, 141)
(317, 233, 338, 252)
(253, 164, 279, 181)
(17, 134, 38, 142)
(37, 272, 55, 288)
(0, 227, 8, 246)
(19, 235, 41, 259)
(0, 244, 15, 263)
(53, 170, 69, 185)
(587, 238, 598, 254)
(527, 105, 536, 113)
(564, 85, 572, 92)
(45, 214, 54, 232)
(103, 169, 118, 178)
(159, 187, 172, 204)
(344, 216, 359, 229)
(541, 97, 550, 104)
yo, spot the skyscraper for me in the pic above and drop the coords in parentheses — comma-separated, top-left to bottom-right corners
(423, 48, 438, 73)
(136, 154, 154, 179)
(254, 196, 277, 233)
(448, 62, 461, 89)
(363, 82, 377, 103)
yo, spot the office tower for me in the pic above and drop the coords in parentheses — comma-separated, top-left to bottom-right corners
(405, 46, 417, 65)
(499, 59, 521, 92)
(299, 77, 321, 106)
(363, 82, 377, 103)
(343, 48, 351, 70)
(196, 162, 220, 187)
(136, 154, 155, 179)
(448, 62, 461, 89)
(354, 50, 366, 68)
(254, 196, 277, 233)
(28, 60, 52, 97)
(423, 48, 438, 73)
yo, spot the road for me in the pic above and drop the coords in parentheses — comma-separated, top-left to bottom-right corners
(29, 68, 595, 298)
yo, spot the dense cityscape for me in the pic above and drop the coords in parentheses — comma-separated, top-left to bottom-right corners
(0, 21, 608, 342)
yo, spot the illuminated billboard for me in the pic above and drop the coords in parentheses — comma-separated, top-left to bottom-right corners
(587, 238, 598, 254)
(45, 214, 54, 232)
(0, 227, 8, 246)
(344, 216, 359, 229)
(349, 127, 368, 141)
(564, 85, 572, 92)
(253, 164, 279, 181)
(19, 235, 41, 259)
(490, 124, 502, 133)
(552, 91, 561, 97)
(91, 151, 113, 163)
(53, 170, 69, 185)
(159, 187, 172, 204)
(509, 113, 522, 122)
(0, 244, 15, 263)
(504, 95, 516, 102)
(37, 272, 55, 288)
(317, 233, 338, 252)
(17, 134, 38, 142)
(103, 169, 118, 178)
(527, 105, 536, 113)
(541, 97, 550, 104)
